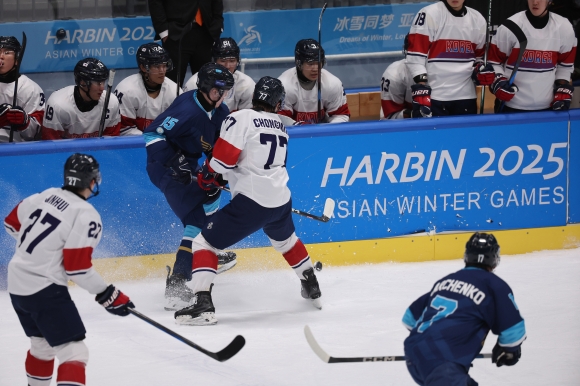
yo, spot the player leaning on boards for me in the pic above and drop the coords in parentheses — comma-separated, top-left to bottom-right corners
(403, 233, 526, 386)
(406, 0, 493, 117)
(278, 39, 350, 124)
(42, 58, 121, 139)
(184, 37, 255, 113)
(488, 0, 577, 113)
(115, 42, 179, 136)
(143, 62, 237, 312)
(174, 76, 322, 325)
(4, 153, 134, 386)
(380, 34, 416, 120)
(0, 36, 45, 143)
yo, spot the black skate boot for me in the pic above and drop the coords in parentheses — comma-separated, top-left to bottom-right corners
(217, 251, 237, 274)
(300, 268, 322, 310)
(164, 267, 195, 311)
(174, 290, 217, 325)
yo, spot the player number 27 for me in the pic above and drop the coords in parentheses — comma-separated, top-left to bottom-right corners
(19, 209, 61, 254)
(417, 295, 458, 333)
(260, 133, 287, 170)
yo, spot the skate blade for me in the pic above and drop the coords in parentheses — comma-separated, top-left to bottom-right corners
(217, 259, 237, 275)
(311, 298, 322, 310)
(175, 312, 218, 326)
(164, 296, 194, 311)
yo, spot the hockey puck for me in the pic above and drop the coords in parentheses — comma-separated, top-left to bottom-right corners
(314, 261, 323, 271)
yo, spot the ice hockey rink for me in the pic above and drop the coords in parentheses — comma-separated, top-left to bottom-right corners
(0, 248, 579, 386)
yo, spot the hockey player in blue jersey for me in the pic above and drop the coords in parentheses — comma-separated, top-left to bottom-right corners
(402, 232, 526, 386)
(143, 62, 237, 311)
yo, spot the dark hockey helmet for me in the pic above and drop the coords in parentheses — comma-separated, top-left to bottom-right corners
(295, 38, 325, 68)
(252, 76, 285, 110)
(63, 153, 102, 194)
(0, 36, 21, 54)
(136, 42, 173, 72)
(196, 62, 235, 96)
(212, 38, 240, 61)
(464, 232, 501, 270)
(74, 58, 109, 88)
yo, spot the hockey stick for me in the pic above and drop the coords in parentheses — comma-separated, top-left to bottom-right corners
(317, 2, 327, 123)
(498, 20, 527, 113)
(98, 69, 116, 137)
(128, 308, 245, 362)
(304, 325, 492, 363)
(9, 32, 26, 143)
(176, 22, 193, 97)
(479, 0, 492, 114)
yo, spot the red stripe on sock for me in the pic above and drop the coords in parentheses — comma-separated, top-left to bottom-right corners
(57, 361, 85, 385)
(26, 351, 54, 377)
(192, 250, 218, 270)
(283, 239, 309, 267)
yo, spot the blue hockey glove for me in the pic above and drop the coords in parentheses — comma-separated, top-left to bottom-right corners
(165, 152, 193, 185)
(95, 285, 135, 317)
(197, 158, 227, 191)
(551, 82, 573, 111)
(492, 342, 521, 367)
(410, 84, 432, 118)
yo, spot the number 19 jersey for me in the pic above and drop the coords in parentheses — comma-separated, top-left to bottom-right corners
(4, 187, 107, 296)
(210, 109, 291, 208)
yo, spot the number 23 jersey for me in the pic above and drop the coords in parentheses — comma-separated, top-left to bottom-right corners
(4, 187, 107, 296)
(210, 109, 291, 208)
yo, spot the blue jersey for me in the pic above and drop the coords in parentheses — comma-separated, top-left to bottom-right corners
(402, 267, 526, 376)
(143, 90, 230, 185)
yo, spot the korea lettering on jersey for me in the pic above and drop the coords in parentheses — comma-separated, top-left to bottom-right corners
(406, 1, 487, 101)
(278, 68, 350, 124)
(488, 12, 577, 110)
(209, 109, 291, 208)
(4, 187, 108, 296)
(380, 59, 413, 119)
(114, 74, 179, 135)
(183, 70, 255, 112)
(0, 75, 45, 143)
(41, 85, 121, 139)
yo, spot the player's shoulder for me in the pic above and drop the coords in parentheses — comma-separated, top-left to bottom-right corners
(321, 69, 345, 91)
(422, 1, 445, 17)
(183, 72, 199, 91)
(384, 59, 407, 78)
(235, 71, 256, 86)
(163, 76, 178, 92)
(278, 68, 297, 83)
(116, 73, 142, 90)
(48, 85, 75, 104)
(18, 75, 43, 93)
(101, 90, 120, 109)
(466, 6, 486, 24)
(550, 12, 575, 33)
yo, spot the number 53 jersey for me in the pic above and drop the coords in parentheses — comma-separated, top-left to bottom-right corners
(402, 267, 526, 373)
(4, 187, 108, 296)
(210, 109, 291, 208)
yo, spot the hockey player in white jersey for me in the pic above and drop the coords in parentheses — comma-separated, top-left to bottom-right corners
(0, 36, 45, 143)
(173, 77, 322, 325)
(406, 0, 493, 117)
(279, 39, 350, 124)
(488, 0, 577, 112)
(183, 37, 255, 113)
(4, 153, 134, 386)
(115, 43, 179, 135)
(42, 58, 121, 139)
(380, 34, 415, 119)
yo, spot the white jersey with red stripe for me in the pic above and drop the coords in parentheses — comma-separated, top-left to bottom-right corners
(0, 75, 45, 143)
(41, 85, 121, 139)
(380, 59, 413, 119)
(4, 187, 108, 296)
(278, 68, 350, 124)
(210, 109, 291, 208)
(488, 11, 577, 110)
(406, 1, 487, 101)
(183, 70, 255, 112)
(114, 73, 178, 135)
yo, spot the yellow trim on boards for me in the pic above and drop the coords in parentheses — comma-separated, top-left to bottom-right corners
(92, 224, 580, 282)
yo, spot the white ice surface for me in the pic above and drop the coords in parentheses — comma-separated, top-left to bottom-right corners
(1, 248, 579, 385)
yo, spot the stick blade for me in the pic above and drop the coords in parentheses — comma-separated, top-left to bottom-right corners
(214, 335, 246, 362)
(304, 325, 331, 363)
(322, 198, 335, 220)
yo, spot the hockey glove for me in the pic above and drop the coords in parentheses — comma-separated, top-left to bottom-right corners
(197, 158, 227, 191)
(492, 342, 521, 367)
(491, 75, 518, 102)
(6, 105, 30, 130)
(165, 152, 194, 185)
(551, 82, 573, 111)
(472, 62, 495, 86)
(0, 103, 11, 127)
(410, 84, 432, 118)
(95, 285, 135, 317)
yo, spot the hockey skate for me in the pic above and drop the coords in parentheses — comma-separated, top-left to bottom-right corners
(174, 290, 217, 325)
(164, 269, 195, 311)
(217, 251, 237, 274)
(300, 268, 322, 310)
